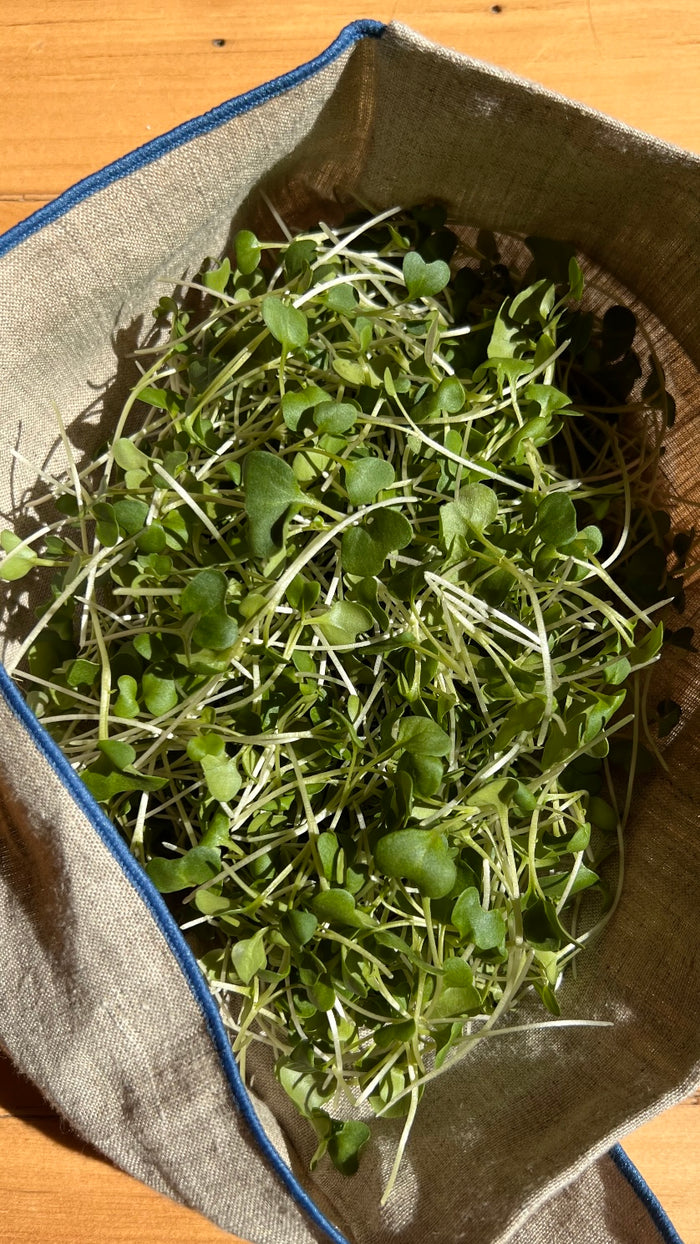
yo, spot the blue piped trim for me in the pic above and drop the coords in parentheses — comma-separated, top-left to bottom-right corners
(0, 19, 385, 260)
(611, 1144, 684, 1243)
(0, 658, 350, 1243)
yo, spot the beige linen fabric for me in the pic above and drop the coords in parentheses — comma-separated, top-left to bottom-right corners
(0, 20, 697, 1244)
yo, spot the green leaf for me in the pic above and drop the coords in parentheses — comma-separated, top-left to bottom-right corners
(568, 256, 584, 301)
(235, 230, 261, 275)
(315, 601, 373, 646)
(494, 698, 546, 749)
(509, 280, 555, 326)
(83, 768, 167, 801)
(201, 755, 242, 803)
(540, 865, 600, 900)
(192, 611, 238, 651)
(113, 674, 140, 719)
(342, 509, 412, 577)
(467, 777, 519, 812)
(136, 523, 166, 554)
(432, 983, 481, 1018)
(142, 672, 178, 716)
(333, 357, 365, 386)
(375, 828, 456, 899)
(396, 715, 450, 757)
(180, 569, 227, 615)
(281, 385, 326, 431)
(327, 1120, 371, 1177)
(451, 888, 506, 950)
(311, 888, 370, 928)
(93, 500, 119, 546)
(399, 753, 444, 797)
(536, 493, 577, 547)
(146, 846, 221, 893)
(66, 658, 100, 688)
(313, 401, 357, 436)
(325, 284, 359, 315)
(631, 622, 664, 666)
(403, 251, 450, 299)
(187, 733, 226, 762)
(0, 543, 39, 580)
(285, 574, 321, 613)
(0, 530, 21, 553)
(113, 499, 150, 536)
(113, 438, 150, 470)
(439, 486, 498, 551)
(262, 296, 308, 349)
(282, 910, 318, 947)
(283, 239, 317, 278)
(442, 957, 475, 988)
(98, 739, 137, 770)
(277, 1049, 333, 1119)
(436, 376, 465, 413)
(231, 928, 267, 984)
(587, 796, 618, 832)
(243, 451, 302, 559)
(488, 305, 524, 360)
(344, 457, 395, 506)
(202, 257, 231, 292)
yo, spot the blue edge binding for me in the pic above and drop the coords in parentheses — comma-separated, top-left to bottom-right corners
(0, 19, 684, 1243)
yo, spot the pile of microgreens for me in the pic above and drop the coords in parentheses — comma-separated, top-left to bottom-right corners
(1, 203, 688, 1200)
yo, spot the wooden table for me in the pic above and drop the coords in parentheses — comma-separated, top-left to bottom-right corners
(0, 3, 698, 1241)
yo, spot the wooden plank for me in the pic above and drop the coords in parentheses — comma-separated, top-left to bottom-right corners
(0, 1116, 242, 1243)
(0, 3, 698, 1241)
(624, 1096, 700, 1244)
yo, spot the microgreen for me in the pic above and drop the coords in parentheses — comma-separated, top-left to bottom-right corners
(1, 204, 686, 1199)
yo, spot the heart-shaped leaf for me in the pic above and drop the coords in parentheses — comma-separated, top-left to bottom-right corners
(536, 493, 578, 547)
(146, 845, 221, 893)
(142, 672, 178, 716)
(315, 601, 373, 646)
(201, 755, 242, 803)
(396, 715, 451, 757)
(243, 451, 302, 559)
(403, 251, 450, 299)
(344, 457, 396, 506)
(375, 828, 456, 899)
(452, 888, 507, 950)
(181, 569, 227, 615)
(98, 739, 137, 771)
(313, 401, 358, 436)
(231, 928, 267, 984)
(262, 296, 308, 350)
(311, 888, 372, 928)
(327, 1120, 371, 1177)
(342, 509, 412, 577)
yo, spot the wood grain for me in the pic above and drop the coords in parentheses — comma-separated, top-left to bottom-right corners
(0, 2, 698, 1242)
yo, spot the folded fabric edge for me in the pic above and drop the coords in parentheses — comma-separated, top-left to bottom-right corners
(0, 18, 385, 262)
(610, 1145, 684, 1244)
(0, 661, 351, 1244)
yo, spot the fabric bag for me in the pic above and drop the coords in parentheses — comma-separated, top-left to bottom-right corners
(0, 20, 697, 1244)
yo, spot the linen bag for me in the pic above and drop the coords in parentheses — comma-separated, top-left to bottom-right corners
(0, 20, 697, 1244)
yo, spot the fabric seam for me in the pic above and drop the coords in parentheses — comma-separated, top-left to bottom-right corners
(0, 18, 384, 261)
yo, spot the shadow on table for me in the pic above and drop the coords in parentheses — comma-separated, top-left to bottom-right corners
(0, 1048, 112, 1164)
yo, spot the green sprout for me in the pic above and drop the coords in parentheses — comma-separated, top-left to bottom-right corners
(0, 204, 688, 1201)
